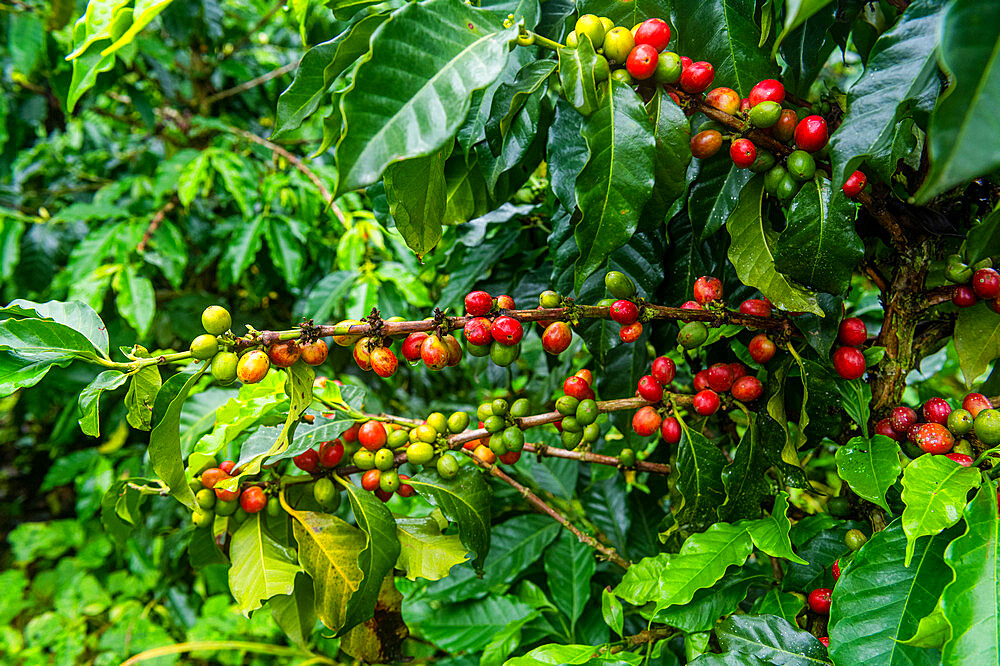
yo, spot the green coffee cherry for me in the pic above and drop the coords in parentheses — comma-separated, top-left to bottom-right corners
(776, 173, 801, 201)
(467, 341, 490, 357)
(406, 441, 435, 465)
(196, 488, 216, 510)
(477, 403, 493, 422)
(211, 351, 239, 384)
(374, 448, 395, 471)
(426, 412, 448, 434)
(215, 498, 238, 516)
(387, 428, 409, 449)
(947, 408, 974, 436)
(448, 411, 470, 433)
(352, 449, 375, 470)
(490, 341, 519, 367)
(605, 270, 637, 299)
(503, 426, 525, 451)
(192, 509, 213, 528)
(190, 334, 219, 360)
(202, 305, 232, 335)
(583, 422, 601, 443)
(786, 150, 816, 182)
(380, 470, 400, 493)
(510, 399, 531, 419)
(677, 321, 708, 349)
(619, 448, 636, 467)
(484, 415, 506, 434)
(561, 416, 582, 433)
(749, 150, 776, 173)
(491, 399, 510, 417)
(576, 399, 598, 425)
(845, 529, 868, 551)
(556, 395, 580, 416)
(314, 477, 339, 510)
(539, 290, 562, 308)
(764, 165, 787, 195)
(437, 453, 460, 479)
(749, 101, 782, 128)
(561, 430, 583, 447)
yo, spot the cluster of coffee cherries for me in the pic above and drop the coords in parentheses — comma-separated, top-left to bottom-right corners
(598, 270, 647, 342)
(468, 397, 531, 465)
(806, 526, 870, 648)
(945, 255, 1000, 312)
(550, 370, 603, 449)
(188, 305, 329, 386)
(535, 290, 575, 354)
(875, 392, 1000, 463)
(457, 291, 526, 367)
(330, 315, 462, 378)
(631, 356, 683, 441)
(830, 317, 868, 380)
(190, 459, 275, 527)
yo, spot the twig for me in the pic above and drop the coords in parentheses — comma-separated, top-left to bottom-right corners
(919, 285, 959, 310)
(861, 261, 890, 293)
(137, 198, 177, 252)
(461, 448, 631, 569)
(523, 442, 670, 475)
(768, 554, 784, 582)
(205, 62, 297, 104)
(220, 0, 286, 61)
(611, 627, 674, 653)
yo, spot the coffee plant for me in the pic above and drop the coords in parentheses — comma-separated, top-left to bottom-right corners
(4, 0, 1000, 663)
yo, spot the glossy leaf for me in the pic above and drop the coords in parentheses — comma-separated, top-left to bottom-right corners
(830, 519, 958, 665)
(741, 492, 808, 565)
(727, 178, 821, 315)
(334, 0, 515, 194)
(774, 177, 863, 294)
(124, 349, 161, 431)
(829, 0, 943, 188)
(149, 367, 205, 510)
(716, 614, 830, 665)
(409, 467, 492, 573)
(384, 149, 448, 256)
(1, 299, 110, 358)
(915, 0, 1000, 202)
(544, 529, 595, 627)
(0, 315, 105, 364)
(116, 265, 155, 338)
(966, 209, 1000, 265)
(835, 434, 901, 512)
(774, 0, 835, 60)
(557, 37, 603, 117)
(752, 589, 805, 626)
(720, 419, 774, 522)
(229, 514, 300, 616)
(900, 454, 981, 565)
(954, 301, 1000, 386)
(394, 516, 469, 582)
(338, 575, 406, 663)
(656, 572, 768, 633)
(940, 479, 999, 663)
(673, 428, 728, 531)
(485, 59, 556, 154)
(78, 370, 128, 437)
(689, 158, 755, 240)
(404, 594, 533, 654)
(573, 81, 655, 290)
(644, 91, 692, 223)
(547, 99, 589, 211)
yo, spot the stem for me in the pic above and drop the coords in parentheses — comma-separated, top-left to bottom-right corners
(524, 30, 564, 52)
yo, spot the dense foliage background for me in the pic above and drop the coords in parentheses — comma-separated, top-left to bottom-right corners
(2, 0, 1000, 664)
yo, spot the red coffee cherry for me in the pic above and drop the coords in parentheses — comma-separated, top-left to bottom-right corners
(705, 87, 740, 115)
(237, 350, 270, 384)
(397, 474, 416, 497)
(625, 44, 659, 80)
(300, 339, 329, 366)
(496, 294, 515, 309)
(491, 316, 524, 346)
(542, 322, 573, 354)
(240, 486, 268, 514)
(353, 339, 372, 371)
(972, 268, 1000, 299)
(706, 363, 734, 392)
(201, 468, 228, 489)
(637, 375, 664, 402)
(464, 317, 493, 346)
(681, 300, 703, 310)
(219, 460, 236, 474)
(952, 285, 977, 308)
(730, 138, 757, 169)
(832, 346, 866, 380)
(420, 334, 450, 370)
(651, 356, 676, 385)
(748, 79, 785, 106)
(922, 397, 952, 425)
(293, 448, 320, 473)
(617, 321, 642, 343)
(370, 347, 398, 378)
(374, 488, 393, 502)
(564, 376, 595, 401)
(875, 418, 903, 442)
(361, 469, 381, 492)
(679, 55, 692, 68)
(739, 97, 751, 113)
(359, 421, 387, 451)
(443, 334, 463, 366)
(693, 369, 711, 391)
(690, 130, 723, 159)
(794, 115, 829, 152)
(832, 559, 841, 581)
(837, 317, 868, 346)
(660, 416, 682, 444)
(693, 276, 723, 304)
(946, 452, 974, 467)
(401, 332, 428, 363)
(808, 588, 832, 614)
(268, 340, 301, 368)
(893, 406, 919, 432)
(575, 368, 594, 385)
(749, 334, 777, 364)
(341, 423, 359, 443)
(633, 18, 670, 51)
(319, 440, 345, 468)
(693, 390, 721, 415)
(913, 423, 954, 454)
(465, 290, 493, 316)
(680, 61, 714, 93)
(499, 450, 522, 465)
(739, 299, 772, 317)
(610, 300, 640, 325)
(632, 405, 662, 436)
(842, 171, 867, 199)
(731, 376, 763, 402)
(963, 392, 992, 418)
(215, 484, 239, 502)
(729, 363, 748, 380)
(819, 637, 830, 648)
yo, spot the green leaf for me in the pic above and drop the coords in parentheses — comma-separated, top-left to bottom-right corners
(830, 519, 958, 665)
(773, 0, 834, 56)
(954, 301, 1000, 386)
(78, 370, 129, 437)
(547, 99, 589, 211)
(100, 0, 174, 57)
(149, 367, 206, 510)
(477, 85, 550, 197)
(835, 435, 902, 512)
(177, 150, 214, 208)
(222, 216, 266, 287)
(1, 299, 110, 358)
(720, 418, 774, 522)
(656, 572, 768, 633)
(752, 589, 805, 626)
(0, 218, 25, 282)
(116, 265, 155, 338)
(690, 158, 754, 240)
(967, 208, 1000, 265)
(394, 516, 468, 582)
(644, 91, 692, 222)
(0, 315, 105, 363)
(602, 587, 624, 636)
(726, 178, 821, 315)
(294, 271, 355, 324)
(901, 454, 981, 565)
(336, 480, 400, 636)
(66, 7, 134, 111)
(716, 614, 830, 665)
(673, 428, 728, 531)
(408, 467, 492, 573)
(9, 11, 45, 76)
(273, 14, 389, 138)
(574, 81, 656, 290)
(557, 37, 603, 117)
(915, 0, 1000, 202)
(229, 514, 300, 615)
(615, 522, 753, 611)
(270, 574, 316, 650)
(124, 349, 161, 431)
(940, 479, 999, 663)
(773, 177, 863, 294)
(836, 378, 872, 437)
(485, 59, 557, 154)
(672, 0, 780, 97)
(829, 0, 943, 189)
(899, 606, 950, 649)
(384, 150, 448, 256)
(544, 529, 595, 627)
(209, 152, 255, 219)
(404, 594, 534, 654)
(741, 491, 808, 565)
(334, 0, 515, 194)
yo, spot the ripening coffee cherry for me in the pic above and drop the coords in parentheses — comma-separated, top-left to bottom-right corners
(190, 334, 219, 360)
(575, 368, 593, 385)
(693, 369, 711, 392)
(794, 115, 829, 152)
(491, 316, 524, 346)
(953, 285, 977, 308)
(832, 346, 866, 380)
(240, 486, 268, 514)
(464, 317, 493, 346)
(748, 79, 785, 106)
(370, 347, 398, 378)
(602, 27, 636, 64)
(634, 17, 670, 50)
(653, 51, 683, 85)
(293, 448, 320, 473)
(300, 339, 329, 366)
(660, 416, 681, 444)
(200, 467, 227, 489)
(680, 61, 714, 93)
(268, 340, 301, 368)
(359, 421, 387, 451)
(693, 389, 721, 416)
(564, 376, 595, 401)
(625, 44, 659, 80)
(677, 321, 709, 348)
(730, 139, 757, 169)
(771, 109, 798, 143)
(541, 322, 573, 355)
(963, 392, 992, 418)
(838, 317, 867, 346)
(875, 418, 903, 441)
(496, 294, 515, 310)
(946, 408, 974, 436)
(690, 130, 723, 159)
(652, 356, 676, 385)
(214, 483, 239, 502)
(842, 171, 867, 198)
(705, 87, 741, 115)
(465, 290, 493, 316)
(236, 350, 270, 383)
(808, 588, 832, 615)
(421, 334, 450, 370)
(972, 268, 1000, 299)
(361, 469, 381, 492)
(632, 405, 662, 436)
(474, 444, 497, 465)
(913, 423, 954, 454)
(748, 101, 782, 128)
(442, 334, 463, 366)
(693, 276, 723, 304)
(748, 334, 777, 364)
(318, 440, 344, 468)
(619, 322, 643, 343)
(922, 397, 952, 425)
(202, 305, 232, 335)
(637, 375, 664, 402)
(739, 299, 772, 317)
(332, 319, 363, 347)
(974, 409, 1000, 445)
(731, 376, 763, 402)
(211, 351, 239, 385)
(401, 332, 428, 362)
(610, 299, 640, 325)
